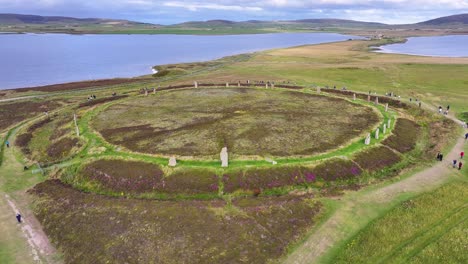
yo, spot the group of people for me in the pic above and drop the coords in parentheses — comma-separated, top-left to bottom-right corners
(453, 151, 464, 170)
(438, 105, 450, 115)
(437, 151, 464, 170)
(87, 94, 97, 101)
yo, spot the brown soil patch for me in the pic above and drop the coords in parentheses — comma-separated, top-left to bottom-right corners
(46, 137, 80, 160)
(0, 101, 60, 131)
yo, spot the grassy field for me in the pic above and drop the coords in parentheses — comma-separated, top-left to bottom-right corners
(0, 38, 466, 264)
(92, 88, 379, 157)
(173, 40, 468, 119)
(330, 181, 468, 263)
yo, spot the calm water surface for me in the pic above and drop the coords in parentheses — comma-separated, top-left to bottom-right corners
(377, 35, 468, 57)
(0, 33, 357, 90)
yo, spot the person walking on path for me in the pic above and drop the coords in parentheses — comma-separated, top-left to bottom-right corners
(439, 153, 444, 161)
(465, 132, 468, 140)
(5, 140, 9, 148)
(459, 162, 463, 170)
(437, 152, 441, 161)
(453, 160, 457, 168)
(461, 152, 465, 159)
(16, 213, 22, 223)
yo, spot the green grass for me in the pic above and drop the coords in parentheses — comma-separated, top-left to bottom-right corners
(330, 181, 468, 263)
(194, 40, 468, 117)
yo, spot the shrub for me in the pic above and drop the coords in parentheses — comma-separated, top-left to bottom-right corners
(382, 118, 420, 153)
(305, 158, 362, 182)
(81, 159, 164, 193)
(163, 168, 219, 194)
(222, 166, 304, 193)
(353, 146, 401, 172)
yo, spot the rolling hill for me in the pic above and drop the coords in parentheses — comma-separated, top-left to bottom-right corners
(417, 13, 468, 25)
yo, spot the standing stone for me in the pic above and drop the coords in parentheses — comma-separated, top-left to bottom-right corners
(353, 93, 356, 101)
(271, 82, 275, 89)
(220, 147, 228, 167)
(375, 97, 379, 105)
(383, 124, 387, 134)
(385, 103, 389, 112)
(226, 82, 229, 87)
(168, 156, 177, 167)
(365, 133, 371, 145)
(388, 119, 391, 129)
(375, 128, 380, 139)
(153, 88, 156, 94)
(265, 83, 269, 89)
(145, 89, 148, 96)
(73, 113, 80, 137)
(238, 81, 241, 87)
(367, 95, 371, 102)
(317, 87, 321, 93)
(194, 81, 198, 88)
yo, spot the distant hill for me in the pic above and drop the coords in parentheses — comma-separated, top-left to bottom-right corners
(291, 18, 386, 27)
(1, 13, 467, 34)
(417, 13, 468, 25)
(0, 13, 150, 25)
(174, 18, 388, 28)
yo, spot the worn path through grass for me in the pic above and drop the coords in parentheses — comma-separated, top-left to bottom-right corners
(0, 129, 59, 264)
(284, 121, 466, 264)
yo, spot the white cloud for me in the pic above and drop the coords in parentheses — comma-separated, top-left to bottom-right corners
(163, 1, 263, 12)
(0, 0, 466, 24)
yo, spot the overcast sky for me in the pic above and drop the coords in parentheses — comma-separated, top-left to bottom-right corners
(1, 0, 467, 25)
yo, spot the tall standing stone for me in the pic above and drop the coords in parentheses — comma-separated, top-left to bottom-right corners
(375, 97, 379, 105)
(353, 93, 356, 101)
(226, 82, 229, 87)
(365, 133, 371, 145)
(145, 89, 148, 96)
(265, 83, 268, 89)
(383, 124, 387, 134)
(317, 87, 321, 93)
(168, 156, 177, 167)
(375, 128, 380, 139)
(238, 81, 241, 87)
(220, 147, 228, 168)
(385, 103, 389, 112)
(73, 113, 80, 137)
(367, 95, 371, 102)
(194, 81, 198, 88)
(388, 119, 391, 129)
(153, 88, 156, 94)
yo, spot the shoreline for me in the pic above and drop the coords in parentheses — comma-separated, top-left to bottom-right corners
(0, 34, 360, 92)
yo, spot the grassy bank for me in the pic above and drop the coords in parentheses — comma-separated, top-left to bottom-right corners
(330, 181, 468, 263)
